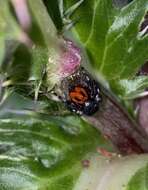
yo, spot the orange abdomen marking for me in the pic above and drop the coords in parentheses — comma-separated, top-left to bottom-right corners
(69, 86, 88, 104)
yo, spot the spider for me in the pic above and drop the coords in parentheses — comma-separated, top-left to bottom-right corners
(59, 67, 101, 115)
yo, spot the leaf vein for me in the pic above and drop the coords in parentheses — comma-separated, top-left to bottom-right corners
(84, 0, 100, 46)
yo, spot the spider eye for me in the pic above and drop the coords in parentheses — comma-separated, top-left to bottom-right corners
(59, 67, 101, 115)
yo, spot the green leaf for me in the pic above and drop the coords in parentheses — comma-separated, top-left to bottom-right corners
(0, 117, 104, 190)
(0, 0, 22, 67)
(0, 92, 47, 119)
(27, 0, 64, 85)
(104, 0, 148, 79)
(0, 1, 21, 40)
(127, 164, 148, 190)
(43, 0, 63, 31)
(63, 0, 148, 80)
(27, 0, 58, 48)
(7, 43, 32, 83)
(0, 1, 33, 85)
(111, 76, 148, 99)
(0, 39, 5, 69)
(0, 116, 147, 190)
(0, 91, 68, 119)
(31, 46, 48, 80)
(28, 0, 62, 80)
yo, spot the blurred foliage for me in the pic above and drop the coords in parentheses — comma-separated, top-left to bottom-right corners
(111, 76, 148, 99)
(63, 0, 148, 98)
(0, 117, 105, 190)
(0, 1, 110, 189)
(43, 0, 63, 31)
(0, 0, 147, 189)
(127, 164, 148, 190)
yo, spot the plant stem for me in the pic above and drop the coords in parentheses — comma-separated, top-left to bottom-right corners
(85, 87, 148, 155)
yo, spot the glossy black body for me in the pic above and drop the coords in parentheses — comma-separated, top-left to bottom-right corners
(60, 67, 101, 115)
